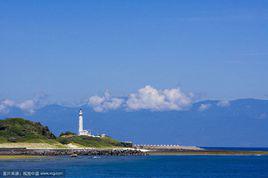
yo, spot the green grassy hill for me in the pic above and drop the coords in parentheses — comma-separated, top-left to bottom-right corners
(0, 118, 56, 143)
(0, 118, 132, 148)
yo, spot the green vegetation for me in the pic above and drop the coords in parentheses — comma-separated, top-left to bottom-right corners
(59, 131, 76, 137)
(0, 118, 56, 143)
(0, 118, 132, 148)
(57, 135, 132, 148)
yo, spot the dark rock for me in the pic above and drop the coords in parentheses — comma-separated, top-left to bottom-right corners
(0, 148, 147, 156)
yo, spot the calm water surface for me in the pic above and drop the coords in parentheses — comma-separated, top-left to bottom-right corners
(0, 155, 268, 178)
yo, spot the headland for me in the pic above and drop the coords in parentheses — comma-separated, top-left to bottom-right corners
(0, 117, 267, 157)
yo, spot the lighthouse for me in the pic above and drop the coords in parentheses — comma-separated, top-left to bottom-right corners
(78, 109, 90, 136)
(78, 109, 83, 134)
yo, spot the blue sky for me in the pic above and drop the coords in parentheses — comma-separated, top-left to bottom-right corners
(0, 0, 268, 103)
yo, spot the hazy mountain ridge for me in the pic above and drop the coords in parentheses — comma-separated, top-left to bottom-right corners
(0, 98, 267, 147)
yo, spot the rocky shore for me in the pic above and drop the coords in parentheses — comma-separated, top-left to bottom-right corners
(0, 148, 147, 156)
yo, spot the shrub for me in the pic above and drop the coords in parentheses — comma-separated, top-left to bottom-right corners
(57, 137, 71, 145)
(59, 131, 76, 137)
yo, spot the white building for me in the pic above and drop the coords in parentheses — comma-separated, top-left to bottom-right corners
(78, 109, 91, 136)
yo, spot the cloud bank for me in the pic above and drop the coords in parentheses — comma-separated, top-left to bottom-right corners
(0, 99, 37, 114)
(126, 85, 193, 111)
(0, 99, 16, 114)
(88, 85, 193, 112)
(88, 91, 123, 112)
(0, 86, 194, 113)
(0, 93, 48, 114)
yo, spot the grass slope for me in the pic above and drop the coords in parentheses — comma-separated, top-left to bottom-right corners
(57, 135, 132, 148)
(0, 118, 56, 143)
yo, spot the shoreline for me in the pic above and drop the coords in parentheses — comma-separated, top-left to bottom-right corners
(0, 152, 267, 160)
(1, 144, 268, 157)
(1, 148, 268, 158)
(134, 145, 268, 156)
(0, 148, 147, 156)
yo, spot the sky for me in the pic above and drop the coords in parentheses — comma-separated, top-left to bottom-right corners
(1, 0, 268, 104)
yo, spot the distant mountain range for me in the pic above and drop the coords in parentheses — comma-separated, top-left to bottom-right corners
(0, 98, 267, 147)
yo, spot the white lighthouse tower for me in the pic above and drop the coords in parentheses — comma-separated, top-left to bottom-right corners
(78, 109, 91, 136)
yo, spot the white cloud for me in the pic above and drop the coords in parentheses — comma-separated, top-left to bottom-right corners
(18, 100, 36, 114)
(89, 96, 105, 106)
(17, 93, 47, 114)
(198, 103, 210, 111)
(0, 105, 5, 113)
(217, 100, 230, 107)
(126, 85, 193, 111)
(1, 86, 194, 113)
(88, 91, 124, 112)
(2, 99, 16, 107)
(88, 86, 193, 112)
(0, 93, 48, 114)
(0, 99, 16, 114)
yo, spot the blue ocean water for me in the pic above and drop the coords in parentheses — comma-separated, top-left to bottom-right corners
(201, 147, 268, 151)
(1, 155, 268, 178)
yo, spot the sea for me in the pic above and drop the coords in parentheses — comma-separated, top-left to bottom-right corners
(201, 147, 268, 151)
(1, 154, 268, 178)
